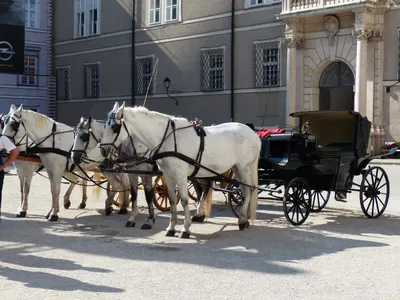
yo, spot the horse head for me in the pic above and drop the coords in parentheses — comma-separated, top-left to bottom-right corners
(2, 104, 26, 146)
(100, 101, 127, 158)
(71, 116, 104, 165)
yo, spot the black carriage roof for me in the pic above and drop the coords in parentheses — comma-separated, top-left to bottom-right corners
(290, 110, 366, 120)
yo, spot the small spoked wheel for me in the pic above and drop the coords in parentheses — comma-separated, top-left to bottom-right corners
(310, 190, 331, 212)
(228, 188, 243, 218)
(360, 166, 390, 218)
(153, 175, 180, 212)
(283, 177, 312, 225)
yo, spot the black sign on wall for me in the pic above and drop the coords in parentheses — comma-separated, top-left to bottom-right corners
(0, 0, 25, 75)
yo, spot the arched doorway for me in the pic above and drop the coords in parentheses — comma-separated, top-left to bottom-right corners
(319, 61, 354, 110)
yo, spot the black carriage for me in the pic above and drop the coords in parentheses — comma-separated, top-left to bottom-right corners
(229, 110, 393, 225)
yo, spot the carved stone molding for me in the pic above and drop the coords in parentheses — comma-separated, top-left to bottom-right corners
(324, 15, 339, 38)
(285, 37, 304, 48)
(372, 29, 385, 41)
(352, 28, 373, 41)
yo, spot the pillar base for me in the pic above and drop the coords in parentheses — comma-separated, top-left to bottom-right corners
(369, 125, 385, 156)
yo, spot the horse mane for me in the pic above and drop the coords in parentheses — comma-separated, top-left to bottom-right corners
(22, 109, 72, 131)
(125, 106, 189, 123)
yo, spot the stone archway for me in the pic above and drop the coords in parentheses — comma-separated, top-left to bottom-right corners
(319, 61, 355, 110)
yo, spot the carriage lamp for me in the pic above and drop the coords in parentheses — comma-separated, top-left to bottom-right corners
(164, 77, 171, 89)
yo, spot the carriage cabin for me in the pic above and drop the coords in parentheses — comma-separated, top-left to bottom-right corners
(259, 110, 372, 191)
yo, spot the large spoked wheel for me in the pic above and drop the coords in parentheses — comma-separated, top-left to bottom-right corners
(187, 181, 198, 201)
(310, 190, 331, 212)
(283, 177, 312, 225)
(228, 187, 243, 218)
(360, 166, 390, 218)
(153, 175, 180, 212)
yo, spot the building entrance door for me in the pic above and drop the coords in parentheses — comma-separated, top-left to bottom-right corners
(319, 61, 354, 110)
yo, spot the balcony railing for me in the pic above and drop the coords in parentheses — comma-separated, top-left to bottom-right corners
(281, 0, 369, 14)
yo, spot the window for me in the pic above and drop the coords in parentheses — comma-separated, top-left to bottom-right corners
(166, 0, 178, 21)
(249, 0, 264, 6)
(56, 68, 70, 100)
(135, 56, 154, 95)
(148, 0, 181, 26)
(20, 56, 38, 86)
(25, 0, 38, 28)
(253, 41, 281, 88)
(149, 0, 160, 24)
(201, 48, 225, 92)
(84, 63, 100, 98)
(75, 0, 100, 38)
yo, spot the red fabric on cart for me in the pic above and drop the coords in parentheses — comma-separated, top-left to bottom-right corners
(256, 128, 286, 138)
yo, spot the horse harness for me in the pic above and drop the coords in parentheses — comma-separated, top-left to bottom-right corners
(3, 115, 76, 172)
(102, 113, 208, 179)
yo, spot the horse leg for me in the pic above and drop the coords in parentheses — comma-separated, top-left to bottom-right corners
(18, 171, 35, 218)
(118, 174, 130, 215)
(79, 178, 88, 209)
(162, 175, 179, 237)
(63, 181, 75, 209)
(15, 172, 27, 217)
(141, 175, 156, 230)
(232, 164, 257, 230)
(47, 170, 63, 221)
(102, 172, 120, 216)
(176, 178, 192, 239)
(192, 179, 209, 223)
(125, 174, 138, 227)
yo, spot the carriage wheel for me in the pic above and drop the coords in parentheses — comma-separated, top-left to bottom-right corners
(310, 190, 331, 212)
(228, 189, 243, 218)
(283, 177, 311, 225)
(360, 166, 390, 218)
(153, 175, 180, 212)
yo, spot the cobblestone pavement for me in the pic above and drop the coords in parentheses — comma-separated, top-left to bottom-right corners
(1, 165, 400, 299)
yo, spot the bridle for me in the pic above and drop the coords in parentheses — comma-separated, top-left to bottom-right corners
(72, 116, 104, 164)
(99, 112, 128, 156)
(3, 114, 28, 147)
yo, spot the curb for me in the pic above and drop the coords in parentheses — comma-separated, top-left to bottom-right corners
(368, 159, 400, 165)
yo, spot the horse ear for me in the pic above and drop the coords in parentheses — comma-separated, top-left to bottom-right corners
(9, 104, 16, 113)
(116, 103, 124, 119)
(15, 104, 23, 117)
(113, 101, 119, 111)
(88, 116, 92, 123)
(80, 116, 85, 123)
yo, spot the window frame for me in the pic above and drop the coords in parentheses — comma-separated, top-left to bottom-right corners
(25, 0, 40, 28)
(74, 0, 101, 39)
(200, 46, 226, 92)
(56, 66, 71, 101)
(245, 0, 281, 9)
(147, 0, 182, 27)
(252, 38, 282, 88)
(84, 62, 101, 99)
(135, 54, 156, 96)
(19, 55, 38, 87)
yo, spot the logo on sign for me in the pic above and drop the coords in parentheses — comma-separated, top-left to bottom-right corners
(0, 41, 15, 62)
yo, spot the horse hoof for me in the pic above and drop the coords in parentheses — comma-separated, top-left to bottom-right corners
(105, 207, 113, 216)
(64, 202, 71, 209)
(45, 214, 50, 219)
(165, 230, 176, 237)
(141, 223, 152, 230)
(179, 231, 190, 239)
(125, 221, 136, 228)
(16, 211, 27, 218)
(118, 207, 128, 215)
(78, 203, 86, 209)
(238, 221, 250, 231)
(192, 215, 205, 223)
(48, 215, 59, 222)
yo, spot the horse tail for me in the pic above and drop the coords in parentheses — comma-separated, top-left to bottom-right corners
(204, 182, 214, 217)
(92, 171, 102, 201)
(248, 151, 260, 224)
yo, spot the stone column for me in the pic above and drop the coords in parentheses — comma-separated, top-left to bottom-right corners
(352, 29, 372, 115)
(286, 37, 303, 126)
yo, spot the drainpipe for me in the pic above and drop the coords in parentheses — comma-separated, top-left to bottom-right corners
(131, 0, 136, 106)
(230, 0, 235, 122)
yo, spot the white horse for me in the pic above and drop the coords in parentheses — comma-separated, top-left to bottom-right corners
(2, 104, 107, 221)
(99, 102, 261, 238)
(0, 109, 88, 218)
(71, 116, 156, 228)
